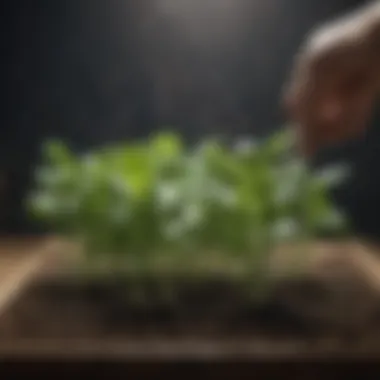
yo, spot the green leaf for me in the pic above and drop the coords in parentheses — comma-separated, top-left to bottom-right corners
(42, 139, 74, 166)
(314, 164, 351, 188)
(150, 131, 183, 160)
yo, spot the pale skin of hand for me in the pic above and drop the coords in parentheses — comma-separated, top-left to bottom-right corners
(283, 1, 380, 157)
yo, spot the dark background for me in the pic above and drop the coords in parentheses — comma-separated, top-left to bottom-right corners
(2, 0, 376, 236)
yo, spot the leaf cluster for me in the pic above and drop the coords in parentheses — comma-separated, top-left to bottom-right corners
(28, 130, 350, 273)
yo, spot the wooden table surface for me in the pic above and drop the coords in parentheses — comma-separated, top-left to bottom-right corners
(0, 236, 60, 317)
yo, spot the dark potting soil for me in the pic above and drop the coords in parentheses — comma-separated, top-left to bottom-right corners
(0, 276, 327, 341)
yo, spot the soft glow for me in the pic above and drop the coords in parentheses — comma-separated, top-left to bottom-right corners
(154, 0, 261, 48)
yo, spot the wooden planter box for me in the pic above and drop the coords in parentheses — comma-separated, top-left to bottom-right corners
(1, 237, 380, 366)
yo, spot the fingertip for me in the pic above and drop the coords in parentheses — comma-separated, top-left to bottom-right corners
(320, 101, 343, 122)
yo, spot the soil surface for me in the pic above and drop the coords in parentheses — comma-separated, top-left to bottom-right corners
(2, 276, 380, 358)
(0, 277, 295, 339)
